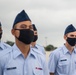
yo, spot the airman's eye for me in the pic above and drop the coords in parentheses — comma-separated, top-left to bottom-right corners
(29, 25, 33, 29)
(19, 24, 33, 30)
(70, 34, 76, 38)
(20, 24, 27, 29)
(70, 35, 74, 37)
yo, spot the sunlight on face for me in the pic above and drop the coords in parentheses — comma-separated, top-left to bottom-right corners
(66, 31, 76, 38)
(14, 21, 33, 30)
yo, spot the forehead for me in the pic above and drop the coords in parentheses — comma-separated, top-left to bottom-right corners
(15, 21, 32, 27)
(67, 31, 76, 35)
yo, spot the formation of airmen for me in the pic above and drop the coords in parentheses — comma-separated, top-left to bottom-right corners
(0, 10, 76, 75)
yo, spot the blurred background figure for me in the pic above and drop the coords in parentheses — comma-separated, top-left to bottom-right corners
(31, 24, 46, 55)
(0, 22, 11, 51)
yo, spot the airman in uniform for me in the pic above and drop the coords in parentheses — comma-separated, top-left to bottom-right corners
(0, 10, 49, 75)
(0, 22, 11, 51)
(31, 24, 46, 56)
(48, 24, 76, 75)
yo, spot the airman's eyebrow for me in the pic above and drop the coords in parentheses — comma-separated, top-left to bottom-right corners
(70, 34, 74, 36)
(70, 34, 75, 35)
(20, 24, 32, 26)
(70, 34, 76, 37)
(15, 24, 33, 30)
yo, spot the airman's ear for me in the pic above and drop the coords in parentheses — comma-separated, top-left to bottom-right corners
(11, 29, 15, 35)
(64, 35, 67, 40)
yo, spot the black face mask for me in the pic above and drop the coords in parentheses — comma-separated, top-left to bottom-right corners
(66, 37, 76, 46)
(0, 33, 2, 39)
(16, 29, 34, 44)
(33, 35, 38, 42)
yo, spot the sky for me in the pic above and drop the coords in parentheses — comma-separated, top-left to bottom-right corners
(0, 0, 76, 47)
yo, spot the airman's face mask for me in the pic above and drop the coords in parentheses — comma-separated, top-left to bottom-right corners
(0, 33, 2, 39)
(15, 29, 34, 44)
(33, 35, 38, 42)
(66, 37, 76, 46)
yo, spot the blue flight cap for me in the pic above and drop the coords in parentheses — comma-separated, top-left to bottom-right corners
(13, 10, 31, 28)
(64, 24, 76, 35)
(32, 24, 37, 31)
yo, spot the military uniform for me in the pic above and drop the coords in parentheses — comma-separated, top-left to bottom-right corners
(31, 44, 46, 55)
(48, 44, 76, 75)
(0, 41, 11, 51)
(0, 44, 49, 75)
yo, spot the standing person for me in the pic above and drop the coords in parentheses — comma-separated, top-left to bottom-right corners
(48, 24, 76, 75)
(0, 10, 49, 75)
(31, 24, 46, 55)
(0, 22, 11, 51)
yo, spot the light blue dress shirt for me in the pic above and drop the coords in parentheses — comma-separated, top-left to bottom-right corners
(72, 71, 76, 75)
(31, 44, 46, 55)
(0, 44, 49, 75)
(48, 44, 76, 75)
(0, 41, 11, 51)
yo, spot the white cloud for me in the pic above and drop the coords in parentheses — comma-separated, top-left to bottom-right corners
(0, 0, 76, 47)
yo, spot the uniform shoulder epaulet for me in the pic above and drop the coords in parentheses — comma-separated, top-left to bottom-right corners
(36, 44, 44, 48)
(0, 47, 12, 57)
(32, 48, 44, 56)
(3, 43, 11, 48)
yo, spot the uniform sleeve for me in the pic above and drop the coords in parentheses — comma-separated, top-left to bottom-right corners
(72, 71, 76, 75)
(0, 58, 3, 75)
(0, 64, 3, 75)
(4, 43, 11, 48)
(42, 47, 46, 55)
(48, 51, 58, 73)
(0, 51, 6, 75)
(37, 53, 49, 75)
(43, 60, 50, 75)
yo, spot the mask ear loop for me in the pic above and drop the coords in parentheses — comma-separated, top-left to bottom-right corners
(13, 29, 21, 40)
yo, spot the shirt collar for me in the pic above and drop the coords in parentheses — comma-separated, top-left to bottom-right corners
(28, 48, 37, 59)
(30, 44, 38, 49)
(74, 47, 76, 53)
(63, 44, 76, 54)
(13, 44, 36, 59)
(12, 44, 22, 59)
(0, 41, 4, 50)
(34, 44, 38, 49)
(62, 44, 70, 54)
